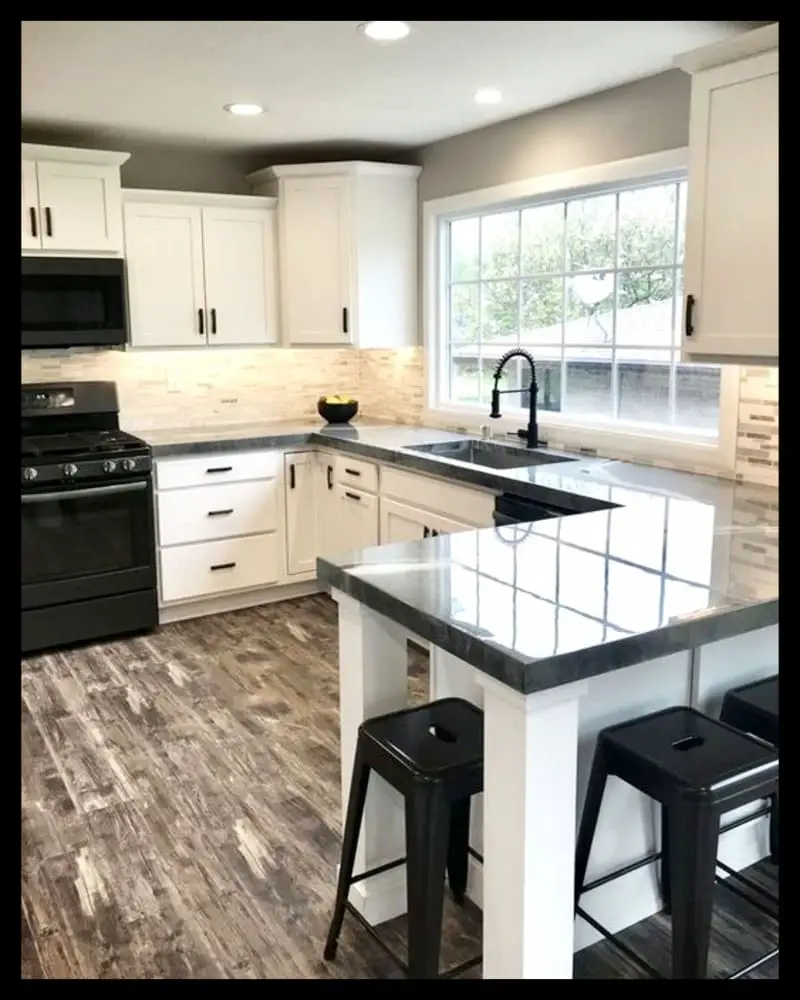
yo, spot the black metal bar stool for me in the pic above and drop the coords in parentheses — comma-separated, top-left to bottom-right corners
(324, 698, 484, 979)
(574, 706, 779, 979)
(720, 676, 779, 868)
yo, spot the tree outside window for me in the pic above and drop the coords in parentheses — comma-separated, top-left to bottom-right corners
(444, 179, 720, 435)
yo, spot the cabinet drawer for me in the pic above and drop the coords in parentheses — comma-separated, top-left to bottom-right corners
(157, 479, 278, 546)
(381, 466, 495, 526)
(156, 450, 279, 490)
(333, 454, 378, 493)
(159, 533, 280, 603)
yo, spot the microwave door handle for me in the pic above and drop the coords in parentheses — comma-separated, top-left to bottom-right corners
(21, 481, 149, 504)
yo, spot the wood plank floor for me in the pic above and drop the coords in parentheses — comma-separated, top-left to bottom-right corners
(21, 595, 778, 979)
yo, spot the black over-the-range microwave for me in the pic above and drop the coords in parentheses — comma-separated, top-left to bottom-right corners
(21, 256, 129, 350)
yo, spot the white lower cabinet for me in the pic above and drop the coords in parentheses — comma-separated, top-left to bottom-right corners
(333, 485, 379, 553)
(157, 479, 278, 547)
(160, 534, 280, 603)
(380, 498, 475, 543)
(284, 451, 321, 577)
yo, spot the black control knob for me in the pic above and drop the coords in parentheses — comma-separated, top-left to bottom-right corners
(22, 467, 38, 481)
(120, 458, 136, 472)
(103, 459, 117, 473)
(62, 463, 78, 478)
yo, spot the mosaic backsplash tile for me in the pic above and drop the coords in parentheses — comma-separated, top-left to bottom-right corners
(21, 348, 777, 489)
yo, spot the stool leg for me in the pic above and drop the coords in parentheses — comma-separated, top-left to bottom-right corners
(447, 796, 471, 906)
(574, 743, 608, 911)
(405, 783, 451, 979)
(666, 802, 718, 979)
(323, 741, 371, 961)
(769, 790, 779, 865)
(660, 804, 671, 914)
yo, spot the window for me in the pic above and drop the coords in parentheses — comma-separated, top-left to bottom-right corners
(433, 170, 725, 447)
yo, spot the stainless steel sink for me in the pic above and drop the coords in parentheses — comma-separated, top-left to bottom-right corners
(404, 439, 578, 470)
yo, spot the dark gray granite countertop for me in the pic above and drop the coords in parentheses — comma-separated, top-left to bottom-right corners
(143, 421, 778, 694)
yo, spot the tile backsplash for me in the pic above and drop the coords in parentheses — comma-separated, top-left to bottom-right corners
(21, 348, 776, 489)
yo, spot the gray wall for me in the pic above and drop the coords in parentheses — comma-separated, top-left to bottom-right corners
(415, 70, 691, 202)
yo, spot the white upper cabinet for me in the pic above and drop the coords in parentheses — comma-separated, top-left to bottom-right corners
(123, 191, 278, 349)
(248, 161, 421, 348)
(677, 24, 778, 364)
(21, 143, 129, 256)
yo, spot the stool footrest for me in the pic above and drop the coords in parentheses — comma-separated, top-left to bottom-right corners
(715, 862, 778, 918)
(576, 906, 663, 979)
(728, 946, 779, 980)
(350, 857, 406, 886)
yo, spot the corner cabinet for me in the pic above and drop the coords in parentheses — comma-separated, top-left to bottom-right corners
(22, 143, 129, 256)
(123, 190, 279, 348)
(677, 24, 778, 364)
(247, 160, 421, 347)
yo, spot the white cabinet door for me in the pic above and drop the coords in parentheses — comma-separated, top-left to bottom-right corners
(284, 451, 321, 577)
(333, 485, 379, 555)
(380, 498, 431, 544)
(280, 176, 352, 345)
(124, 202, 207, 348)
(35, 160, 123, 254)
(683, 51, 778, 362)
(201, 206, 277, 346)
(21, 159, 40, 250)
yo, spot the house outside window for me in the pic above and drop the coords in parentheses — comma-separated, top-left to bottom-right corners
(424, 151, 739, 471)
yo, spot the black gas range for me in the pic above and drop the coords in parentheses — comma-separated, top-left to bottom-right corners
(21, 382, 158, 655)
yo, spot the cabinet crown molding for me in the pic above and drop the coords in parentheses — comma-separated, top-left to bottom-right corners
(21, 142, 131, 167)
(247, 160, 422, 186)
(675, 22, 778, 74)
(122, 188, 276, 209)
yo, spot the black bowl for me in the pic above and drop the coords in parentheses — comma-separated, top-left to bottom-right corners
(317, 398, 359, 424)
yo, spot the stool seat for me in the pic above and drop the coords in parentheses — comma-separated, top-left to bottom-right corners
(363, 698, 484, 777)
(721, 677, 778, 747)
(603, 706, 778, 800)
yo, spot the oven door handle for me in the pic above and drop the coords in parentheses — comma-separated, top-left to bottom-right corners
(21, 481, 149, 504)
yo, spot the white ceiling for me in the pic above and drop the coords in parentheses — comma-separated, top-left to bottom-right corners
(22, 21, 756, 151)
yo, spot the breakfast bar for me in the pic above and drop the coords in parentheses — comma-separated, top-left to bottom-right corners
(318, 496, 778, 979)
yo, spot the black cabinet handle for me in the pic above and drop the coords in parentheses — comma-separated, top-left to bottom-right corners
(206, 465, 232, 474)
(29, 207, 38, 239)
(344, 467, 361, 477)
(207, 508, 233, 517)
(431, 529, 439, 537)
(44, 207, 53, 237)
(684, 294, 696, 338)
(342, 307, 349, 335)
(290, 464, 296, 489)
(344, 491, 361, 502)
(327, 465, 333, 490)
(210, 562, 236, 572)
(198, 309, 205, 336)
(210, 308, 217, 334)
(423, 526, 430, 538)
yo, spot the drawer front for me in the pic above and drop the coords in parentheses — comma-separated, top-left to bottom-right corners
(159, 533, 280, 604)
(157, 479, 278, 546)
(156, 449, 280, 490)
(381, 466, 495, 526)
(333, 454, 378, 493)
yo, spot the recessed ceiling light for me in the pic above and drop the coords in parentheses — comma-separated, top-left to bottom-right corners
(224, 103, 264, 116)
(475, 87, 503, 105)
(359, 21, 411, 42)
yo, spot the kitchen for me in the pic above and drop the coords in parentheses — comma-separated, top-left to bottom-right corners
(21, 20, 778, 979)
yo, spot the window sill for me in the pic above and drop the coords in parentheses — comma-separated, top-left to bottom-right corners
(424, 402, 736, 476)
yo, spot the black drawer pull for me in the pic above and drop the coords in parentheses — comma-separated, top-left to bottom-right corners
(211, 307, 217, 334)
(423, 526, 430, 538)
(198, 308, 205, 336)
(29, 207, 38, 239)
(206, 465, 232, 474)
(684, 294, 696, 338)
(290, 464, 296, 489)
(344, 491, 361, 502)
(44, 206, 53, 237)
(342, 306, 349, 334)
(344, 467, 361, 477)
(327, 465, 333, 490)
(210, 562, 236, 572)
(207, 508, 233, 517)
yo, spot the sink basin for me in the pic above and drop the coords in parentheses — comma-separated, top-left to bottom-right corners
(405, 439, 577, 470)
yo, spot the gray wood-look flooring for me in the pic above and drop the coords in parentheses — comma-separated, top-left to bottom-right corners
(21, 595, 778, 980)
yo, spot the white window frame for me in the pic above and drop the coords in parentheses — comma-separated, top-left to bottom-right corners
(422, 148, 739, 474)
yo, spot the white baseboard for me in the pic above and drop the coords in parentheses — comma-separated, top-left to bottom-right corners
(158, 578, 324, 624)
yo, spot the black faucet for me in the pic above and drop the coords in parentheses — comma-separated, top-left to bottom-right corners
(489, 348, 539, 448)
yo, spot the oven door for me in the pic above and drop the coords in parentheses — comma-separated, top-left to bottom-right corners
(21, 477, 156, 611)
